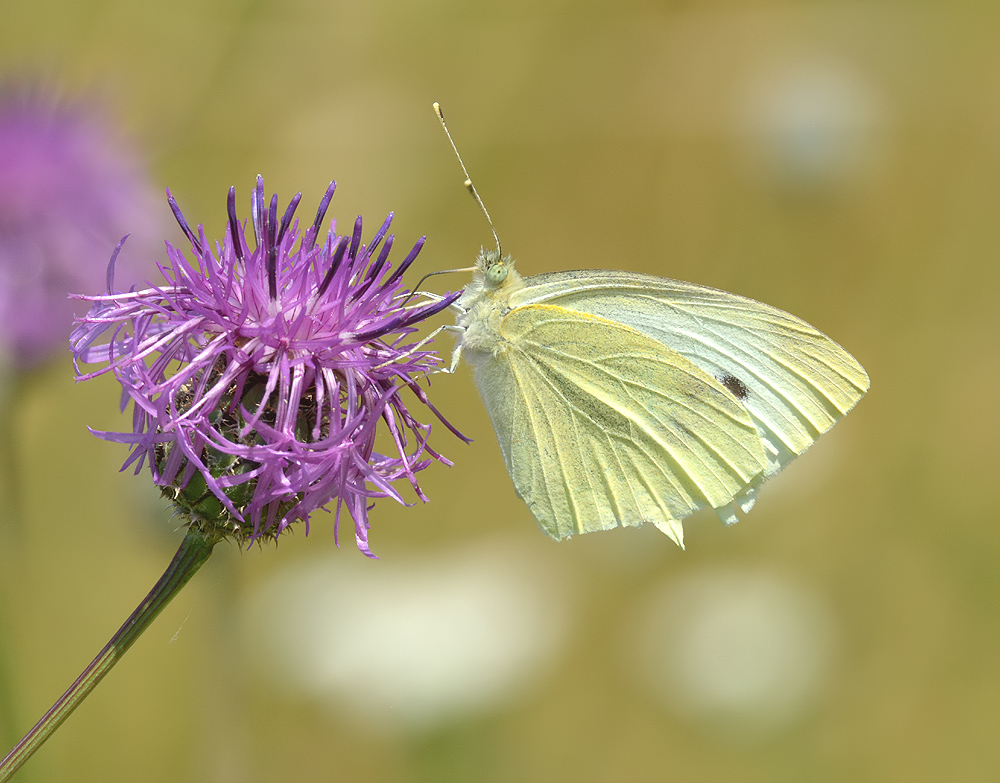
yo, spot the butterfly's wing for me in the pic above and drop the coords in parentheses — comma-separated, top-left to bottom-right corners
(472, 303, 769, 545)
(511, 271, 869, 484)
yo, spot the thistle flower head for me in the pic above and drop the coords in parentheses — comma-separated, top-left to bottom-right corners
(0, 85, 159, 367)
(72, 177, 463, 557)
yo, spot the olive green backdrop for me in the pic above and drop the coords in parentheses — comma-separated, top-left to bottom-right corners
(1, 1, 998, 781)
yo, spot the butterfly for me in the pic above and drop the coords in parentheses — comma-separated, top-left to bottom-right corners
(434, 104, 869, 547)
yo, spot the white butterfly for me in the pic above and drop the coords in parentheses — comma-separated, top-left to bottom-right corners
(434, 105, 869, 547)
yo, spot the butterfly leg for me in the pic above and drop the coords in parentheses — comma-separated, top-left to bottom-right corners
(397, 289, 467, 316)
(375, 324, 465, 371)
(449, 342, 464, 374)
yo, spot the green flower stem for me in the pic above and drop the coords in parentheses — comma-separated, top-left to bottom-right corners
(0, 526, 220, 782)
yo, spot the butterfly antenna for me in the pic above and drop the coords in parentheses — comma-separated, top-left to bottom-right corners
(433, 102, 502, 258)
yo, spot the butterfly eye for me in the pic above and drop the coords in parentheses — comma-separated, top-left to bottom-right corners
(486, 263, 508, 286)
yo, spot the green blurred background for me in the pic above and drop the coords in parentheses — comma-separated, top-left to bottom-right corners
(2, 0, 999, 781)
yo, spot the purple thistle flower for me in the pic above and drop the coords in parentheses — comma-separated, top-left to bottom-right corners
(71, 177, 464, 557)
(0, 85, 160, 368)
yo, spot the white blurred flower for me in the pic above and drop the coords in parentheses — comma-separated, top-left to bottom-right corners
(242, 539, 572, 732)
(627, 566, 836, 742)
(738, 57, 886, 190)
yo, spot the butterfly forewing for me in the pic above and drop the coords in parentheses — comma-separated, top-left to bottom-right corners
(471, 303, 769, 543)
(511, 270, 870, 477)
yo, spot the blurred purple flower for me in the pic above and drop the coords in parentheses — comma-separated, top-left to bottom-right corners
(0, 87, 160, 368)
(71, 178, 463, 557)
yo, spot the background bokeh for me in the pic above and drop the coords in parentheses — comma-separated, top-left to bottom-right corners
(2, 0, 998, 780)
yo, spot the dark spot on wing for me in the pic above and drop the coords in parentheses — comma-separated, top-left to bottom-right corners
(719, 374, 749, 400)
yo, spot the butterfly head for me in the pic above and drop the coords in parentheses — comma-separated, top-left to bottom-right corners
(476, 247, 517, 290)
